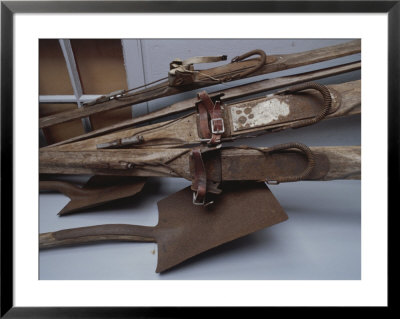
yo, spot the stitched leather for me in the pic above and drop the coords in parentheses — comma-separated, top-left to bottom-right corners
(196, 91, 224, 145)
(191, 148, 207, 204)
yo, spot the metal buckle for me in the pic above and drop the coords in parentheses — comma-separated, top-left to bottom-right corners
(193, 192, 205, 206)
(210, 118, 225, 134)
(192, 192, 214, 206)
(83, 89, 125, 106)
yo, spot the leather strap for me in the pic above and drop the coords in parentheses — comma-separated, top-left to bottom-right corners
(168, 55, 227, 86)
(191, 148, 208, 205)
(196, 91, 224, 145)
(197, 97, 211, 139)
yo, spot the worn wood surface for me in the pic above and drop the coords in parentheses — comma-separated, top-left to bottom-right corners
(39, 146, 360, 182)
(312, 146, 361, 180)
(227, 80, 361, 136)
(40, 231, 155, 250)
(39, 40, 360, 129)
(47, 61, 360, 147)
(46, 80, 360, 152)
(39, 148, 191, 178)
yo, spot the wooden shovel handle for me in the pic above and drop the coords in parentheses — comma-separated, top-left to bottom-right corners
(40, 224, 156, 249)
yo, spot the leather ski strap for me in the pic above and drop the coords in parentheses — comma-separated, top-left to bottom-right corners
(231, 142, 316, 184)
(191, 148, 208, 205)
(196, 91, 225, 145)
(168, 50, 267, 87)
(190, 146, 223, 206)
(168, 55, 228, 86)
(190, 142, 317, 206)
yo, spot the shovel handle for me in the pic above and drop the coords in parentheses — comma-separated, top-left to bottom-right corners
(39, 224, 156, 249)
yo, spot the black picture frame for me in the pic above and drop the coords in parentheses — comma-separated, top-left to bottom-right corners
(1, 1, 396, 317)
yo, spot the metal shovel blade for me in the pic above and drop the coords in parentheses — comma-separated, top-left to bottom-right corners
(40, 181, 287, 273)
(154, 181, 288, 273)
(40, 175, 147, 215)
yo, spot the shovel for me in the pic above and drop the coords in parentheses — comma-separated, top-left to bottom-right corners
(39, 175, 147, 216)
(40, 181, 288, 273)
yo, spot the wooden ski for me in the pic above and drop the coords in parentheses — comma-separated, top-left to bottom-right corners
(46, 61, 360, 148)
(39, 40, 360, 129)
(39, 145, 360, 182)
(46, 80, 360, 152)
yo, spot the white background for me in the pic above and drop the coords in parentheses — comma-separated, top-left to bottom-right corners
(14, 13, 387, 306)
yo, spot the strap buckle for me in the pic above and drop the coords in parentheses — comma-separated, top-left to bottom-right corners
(193, 191, 214, 206)
(192, 192, 205, 205)
(83, 89, 125, 106)
(210, 118, 225, 134)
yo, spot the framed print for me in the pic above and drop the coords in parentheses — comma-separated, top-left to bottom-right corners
(1, 1, 396, 317)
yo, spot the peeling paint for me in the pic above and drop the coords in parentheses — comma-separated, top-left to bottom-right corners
(231, 97, 290, 131)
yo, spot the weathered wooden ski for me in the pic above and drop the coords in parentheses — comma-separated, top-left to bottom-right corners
(39, 40, 360, 129)
(47, 80, 360, 152)
(46, 61, 360, 148)
(39, 145, 361, 181)
(39, 142, 360, 272)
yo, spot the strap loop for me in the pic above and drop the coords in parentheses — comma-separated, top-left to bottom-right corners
(168, 49, 267, 86)
(191, 148, 209, 206)
(168, 55, 227, 86)
(226, 49, 267, 81)
(235, 142, 316, 184)
(276, 82, 332, 129)
(196, 91, 225, 145)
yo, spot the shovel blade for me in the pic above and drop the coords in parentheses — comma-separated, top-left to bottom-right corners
(155, 181, 288, 273)
(59, 176, 147, 215)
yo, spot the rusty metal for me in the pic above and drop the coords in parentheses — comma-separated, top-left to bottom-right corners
(39, 176, 147, 215)
(39, 181, 288, 273)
